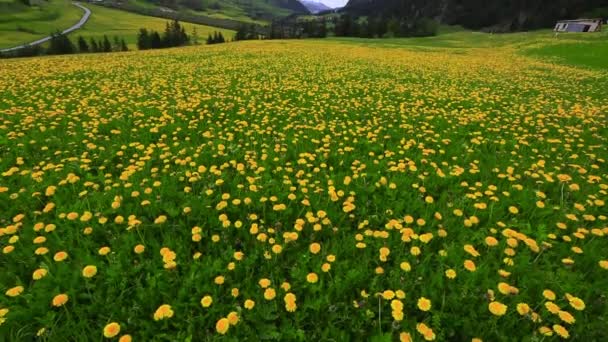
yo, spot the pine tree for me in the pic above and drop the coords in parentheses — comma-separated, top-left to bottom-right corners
(206, 34, 213, 45)
(102, 35, 112, 52)
(47, 32, 75, 55)
(151, 31, 162, 49)
(120, 38, 128, 52)
(77, 36, 89, 53)
(90, 38, 99, 53)
(137, 28, 150, 50)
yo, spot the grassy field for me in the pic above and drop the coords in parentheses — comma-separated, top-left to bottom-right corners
(0, 33, 607, 341)
(0, 0, 82, 49)
(75, 4, 235, 48)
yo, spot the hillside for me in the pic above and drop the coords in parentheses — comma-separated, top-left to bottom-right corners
(344, 0, 608, 31)
(131, 0, 310, 22)
(0, 0, 234, 51)
(76, 4, 234, 48)
(0, 0, 82, 49)
(299, 0, 332, 14)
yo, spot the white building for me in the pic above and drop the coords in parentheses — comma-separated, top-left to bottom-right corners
(554, 19, 603, 32)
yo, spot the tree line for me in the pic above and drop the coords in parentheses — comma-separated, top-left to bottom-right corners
(260, 14, 439, 40)
(137, 20, 231, 49)
(1, 33, 128, 59)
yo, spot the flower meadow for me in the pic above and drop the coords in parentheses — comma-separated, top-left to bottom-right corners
(0, 40, 607, 341)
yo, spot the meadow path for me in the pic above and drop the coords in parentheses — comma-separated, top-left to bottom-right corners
(0, 2, 91, 53)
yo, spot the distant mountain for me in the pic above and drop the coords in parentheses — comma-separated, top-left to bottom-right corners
(299, 0, 333, 13)
(343, 0, 608, 31)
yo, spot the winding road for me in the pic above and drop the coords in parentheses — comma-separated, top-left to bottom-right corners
(0, 2, 91, 53)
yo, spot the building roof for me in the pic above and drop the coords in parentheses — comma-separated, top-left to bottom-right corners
(556, 18, 602, 23)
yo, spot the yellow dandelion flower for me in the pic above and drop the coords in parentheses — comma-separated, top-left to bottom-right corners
(82, 265, 97, 278)
(103, 322, 121, 338)
(227, 311, 239, 325)
(553, 324, 569, 339)
(538, 326, 553, 336)
(118, 335, 132, 342)
(464, 260, 476, 272)
(33, 268, 48, 280)
(557, 310, 575, 324)
(516, 303, 530, 316)
(5, 286, 24, 297)
(52, 294, 69, 307)
(306, 272, 318, 283)
(264, 288, 276, 300)
(542, 289, 556, 301)
(399, 332, 412, 342)
(568, 297, 585, 311)
(53, 251, 68, 262)
(200, 295, 213, 308)
(134, 244, 145, 254)
(153, 304, 174, 321)
(488, 301, 507, 316)
(216, 317, 230, 334)
(244, 299, 255, 310)
(417, 297, 431, 311)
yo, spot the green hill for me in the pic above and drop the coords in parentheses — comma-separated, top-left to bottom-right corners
(0, 0, 82, 49)
(123, 0, 309, 24)
(0, 0, 234, 50)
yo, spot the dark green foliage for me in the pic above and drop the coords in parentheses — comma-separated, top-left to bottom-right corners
(150, 31, 163, 49)
(120, 38, 129, 52)
(180, 0, 205, 11)
(206, 31, 226, 44)
(137, 28, 150, 50)
(332, 14, 438, 38)
(235, 24, 259, 40)
(136, 20, 190, 50)
(77, 36, 90, 53)
(102, 35, 112, 52)
(343, 0, 607, 31)
(90, 38, 100, 53)
(47, 31, 75, 55)
(266, 16, 327, 39)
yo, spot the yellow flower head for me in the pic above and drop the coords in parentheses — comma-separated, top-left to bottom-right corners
(488, 301, 507, 316)
(52, 293, 69, 307)
(244, 299, 255, 310)
(264, 288, 276, 300)
(153, 304, 174, 321)
(417, 297, 432, 311)
(5, 286, 24, 297)
(200, 295, 213, 308)
(216, 317, 230, 334)
(82, 265, 97, 278)
(33, 268, 48, 280)
(227, 311, 239, 325)
(118, 335, 132, 342)
(306, 273, 319, 283)
(103, 322, 121, 338)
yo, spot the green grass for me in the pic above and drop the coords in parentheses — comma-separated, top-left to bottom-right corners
(0, 0, 82, 49)
(525, 34, 608, 70)
(73, 4, 235, 48)
(328, 28, 608, 70)
(0, 34, 607, 341)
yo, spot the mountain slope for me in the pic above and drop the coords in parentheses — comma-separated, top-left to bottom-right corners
(344, 0, 608, 31)
(299, 0, 332, 13)
(137, 0, 310, 21)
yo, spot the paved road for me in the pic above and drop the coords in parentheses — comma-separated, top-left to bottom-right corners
(0, 2, 91, 53)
